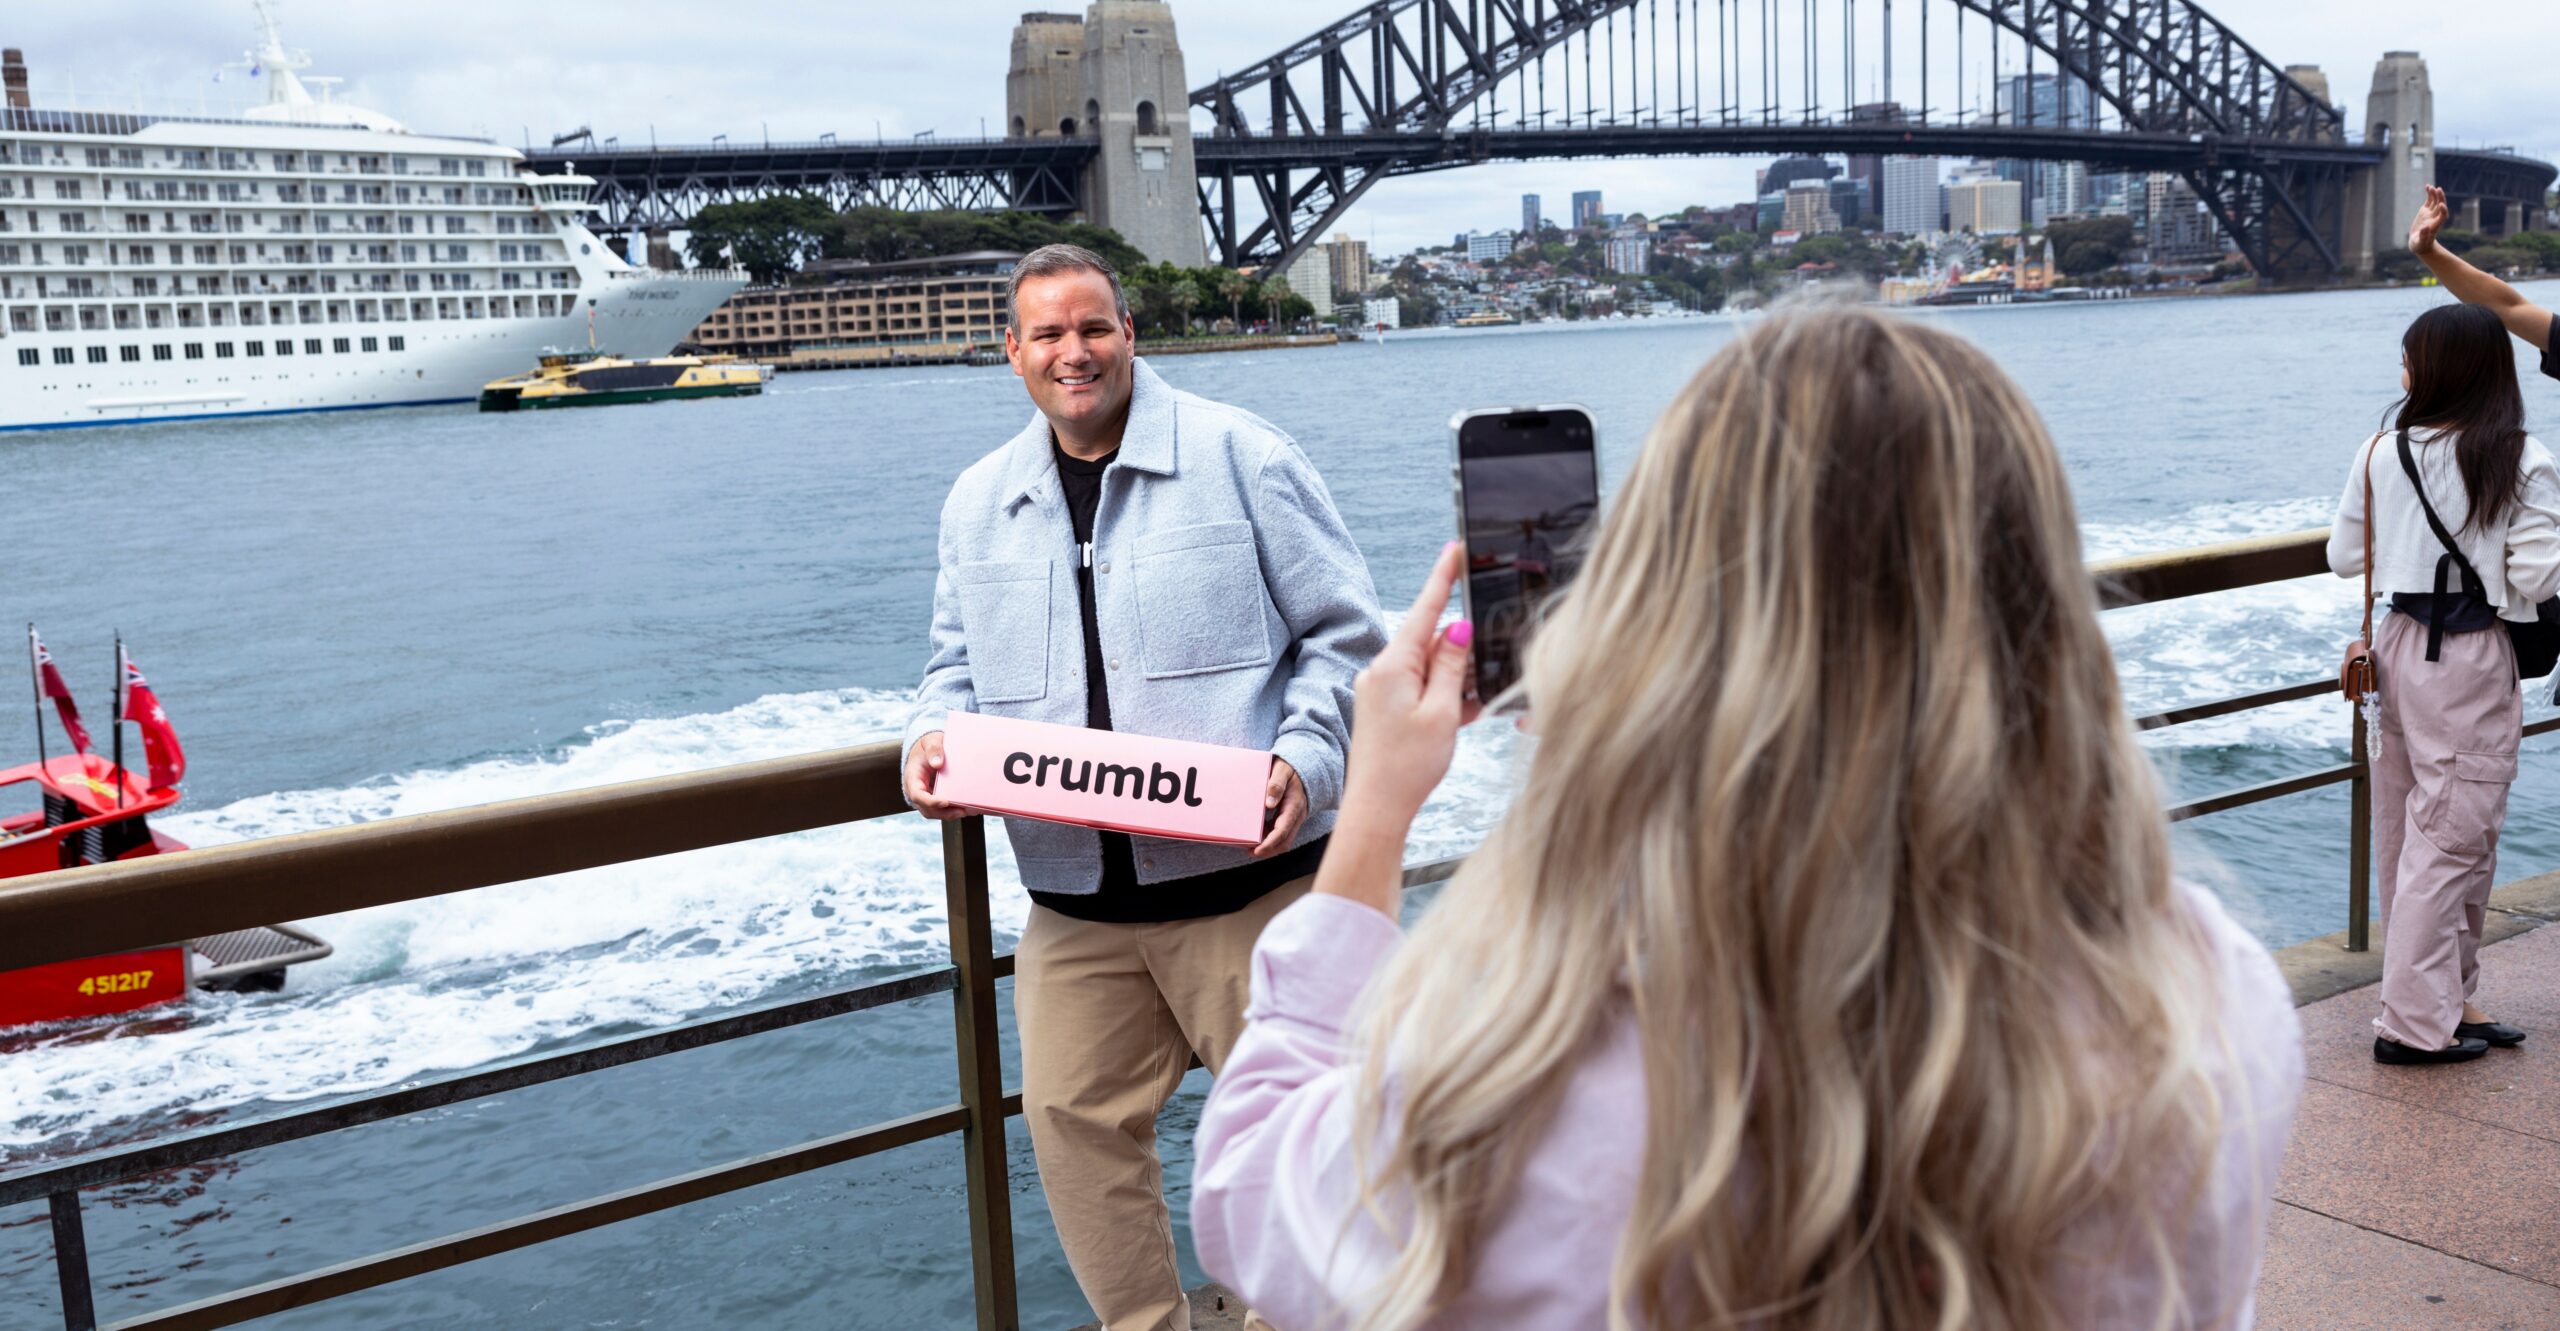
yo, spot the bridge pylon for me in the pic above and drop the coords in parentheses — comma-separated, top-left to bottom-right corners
(1010, 3, 1206, 268)
(2344, 52, 2434, 275)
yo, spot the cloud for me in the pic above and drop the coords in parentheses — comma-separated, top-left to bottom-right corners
(11, 1, 2548, 253)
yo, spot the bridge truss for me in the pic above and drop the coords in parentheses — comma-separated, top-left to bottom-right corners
(523, 138, 1094, 234)
(1189, 0, 2365, 281)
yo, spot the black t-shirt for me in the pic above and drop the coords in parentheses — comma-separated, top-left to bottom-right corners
(2543, 313, 2559, 382)
(1029, 443, 1326, 923)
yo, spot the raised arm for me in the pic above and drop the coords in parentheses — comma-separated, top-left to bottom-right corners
(2409, 185, 2553, 351)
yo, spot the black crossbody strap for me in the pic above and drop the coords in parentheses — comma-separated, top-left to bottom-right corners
(2394, 427, 2489, 663)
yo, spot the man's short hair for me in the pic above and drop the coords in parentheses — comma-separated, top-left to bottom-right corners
(1007, 243, 1130, 333)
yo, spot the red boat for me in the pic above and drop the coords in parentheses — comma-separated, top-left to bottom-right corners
(0, 636, 331, 1030)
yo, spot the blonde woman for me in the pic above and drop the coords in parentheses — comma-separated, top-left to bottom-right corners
(1191, 308, 2304, 1330)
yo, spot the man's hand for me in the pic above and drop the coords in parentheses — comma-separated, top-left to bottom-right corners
(1251, 758, 1308, 859)
(2408, 184, 2450, 257)
(904, 731, 970, 821)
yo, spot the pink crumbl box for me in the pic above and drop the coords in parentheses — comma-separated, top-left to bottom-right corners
(938, 711, 1274, 845)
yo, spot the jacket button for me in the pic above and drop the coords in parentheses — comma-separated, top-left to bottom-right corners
(1108, 658, 1120, 671)
(1142, 857, 1155, 870)
(1099, 561, 1110, 574)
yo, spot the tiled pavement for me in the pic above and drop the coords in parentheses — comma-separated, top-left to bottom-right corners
(2256, 900, 2560, 1329)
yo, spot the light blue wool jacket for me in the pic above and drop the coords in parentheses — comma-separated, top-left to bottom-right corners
(904, 358, 1386, 893)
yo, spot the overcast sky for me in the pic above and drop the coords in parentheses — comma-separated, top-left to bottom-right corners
(12, 2, 2556, 253)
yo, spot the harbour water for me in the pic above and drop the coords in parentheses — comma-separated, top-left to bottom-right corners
(5, 281, 2560, 1327)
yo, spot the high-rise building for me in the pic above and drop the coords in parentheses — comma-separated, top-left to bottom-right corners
(1762, 155, 1838, 196)
(1323, 233, 1370, 301)
(1571, 190, 1604, 228)
(2144, 173, 2224, 266)
(1843, 103, 1907, 204)
(1947, 178, 2024, 235)
(1282, 246, 1331, 308)
(1466, 230, 1517, 262)
(1994, 73, 2100, 225)
(1827, 178, 1871, 231)
(1782, 182, 1841, 236)
(1522, 194, 1542, 235)
(1881, 156, 1943, 235)
(1604, 233, 1651, 274)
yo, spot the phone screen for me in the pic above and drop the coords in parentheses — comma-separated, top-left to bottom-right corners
(1455, 408, 1599, 700)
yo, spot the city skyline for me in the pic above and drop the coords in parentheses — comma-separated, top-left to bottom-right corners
(5, 1, 2555, 253)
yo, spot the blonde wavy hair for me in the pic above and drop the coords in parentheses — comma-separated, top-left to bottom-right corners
(1349, 307, 2231, 1330)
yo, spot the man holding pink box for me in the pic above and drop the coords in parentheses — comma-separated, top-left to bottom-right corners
(902, 244, 1385, 1331)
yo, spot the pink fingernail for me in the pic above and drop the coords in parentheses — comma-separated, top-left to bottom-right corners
(1444, 540, 1462, 555)
(1447, 620, 1474, 647)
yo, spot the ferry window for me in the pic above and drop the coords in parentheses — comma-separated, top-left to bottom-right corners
(245, 341, 264, 357)
(183, 343, 203, 360)
(151, 345, 172, 361)
(14, 348, 34, 367)
(119, 345, 139, 362)
(388, 336, 405, 351)
(333, 338, 351, 354)
(52, 347, 74, 365)
(305, 339, 322, 355)
(274, 340, 293, 356)
(361, 336, 378, 352)
(215, 342, 234, 358)
(86, 346, 106, 363)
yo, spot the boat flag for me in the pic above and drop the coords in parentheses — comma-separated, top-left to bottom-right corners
(117, 646, 186, 790)
(27, 626, 93, 755)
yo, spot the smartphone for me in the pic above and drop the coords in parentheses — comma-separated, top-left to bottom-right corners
(1450, 405, 1601, 701)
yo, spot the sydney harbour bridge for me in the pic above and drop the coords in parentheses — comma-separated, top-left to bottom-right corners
(524, 0, 2554, 285)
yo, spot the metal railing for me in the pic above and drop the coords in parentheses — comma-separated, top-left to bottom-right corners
(0, 526, 2435, 1330)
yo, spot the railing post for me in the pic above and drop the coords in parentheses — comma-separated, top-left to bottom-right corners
(942, 816, 1019, 1331)
(49, 1190, 97, 1331)
(2348, 696, 2372, 951)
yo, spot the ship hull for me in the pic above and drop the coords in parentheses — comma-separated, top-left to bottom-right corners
(0, 275, 739, 431)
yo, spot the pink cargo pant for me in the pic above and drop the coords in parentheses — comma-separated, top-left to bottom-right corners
(2371, 611, 2520, 1050)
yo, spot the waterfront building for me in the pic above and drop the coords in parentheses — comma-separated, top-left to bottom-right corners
(1603, 234, 1649, 275)
(0, 27, 737, 431)
(1520, 193, 1541, 236)
(2144, 173, 2226, 267)
(1362, 295, 1399, 329)
(1948, 178, 2024, 235)
(1882, 156, 1943, 235)
(1570, 190, 1603, 228)
(1323, 233, 1369, 301)
(1465, 230, 1515, 262)
(688, 251, 1014, 362)
(1281, 245, 1330, 309)
(1781, 183, 1841, 237)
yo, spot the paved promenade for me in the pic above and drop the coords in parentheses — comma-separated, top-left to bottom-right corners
(2257, 871, 2560, 1330)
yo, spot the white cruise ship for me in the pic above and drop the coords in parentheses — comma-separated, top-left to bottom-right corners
(0, 5, 743, 432)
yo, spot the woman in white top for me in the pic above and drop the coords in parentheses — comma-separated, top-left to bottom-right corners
(2328, 301, 2560, 1063)
(1193, 308, 2304, 1329)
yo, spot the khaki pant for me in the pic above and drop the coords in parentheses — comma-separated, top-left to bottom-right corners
(2372, 613, 2519, 1050)
(1015, 876, 1311, 1331)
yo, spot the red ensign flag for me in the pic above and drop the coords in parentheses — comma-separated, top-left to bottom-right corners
(28, 627, 94, 755)
(117, 648, 186, 790)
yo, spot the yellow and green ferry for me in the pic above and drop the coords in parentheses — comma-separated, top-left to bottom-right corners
(477, 353, 772, 412)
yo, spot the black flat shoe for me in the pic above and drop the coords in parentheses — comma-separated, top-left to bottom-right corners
(2455, 1020, 2527, 1047)
(2374, 1035, 2490, 1065)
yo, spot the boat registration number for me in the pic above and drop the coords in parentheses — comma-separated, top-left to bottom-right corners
(77, 970, 155, 996)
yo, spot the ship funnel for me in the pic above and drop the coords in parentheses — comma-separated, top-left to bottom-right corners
(2, 50, 28, 110)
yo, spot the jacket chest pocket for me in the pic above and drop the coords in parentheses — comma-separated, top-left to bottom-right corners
(954, 559, 1052, 704)
(1131, 520, 1272, 678)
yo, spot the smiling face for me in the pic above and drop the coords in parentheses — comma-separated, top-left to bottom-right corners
(1006, 269, 1136, 455)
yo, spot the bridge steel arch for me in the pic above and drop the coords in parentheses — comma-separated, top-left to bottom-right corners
(1189, 0, 2359, 282)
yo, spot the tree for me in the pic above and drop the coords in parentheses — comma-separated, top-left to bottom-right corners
(684, 193, 840, 284)
(1262, 276, 1293, 329)
(1168, 278, 1202, 335)
(2045, 216, 2137, 276)
(1218, 269, 1251, 330)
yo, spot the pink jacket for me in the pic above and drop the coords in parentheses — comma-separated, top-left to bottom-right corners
(1192, 888, 2304, 1330)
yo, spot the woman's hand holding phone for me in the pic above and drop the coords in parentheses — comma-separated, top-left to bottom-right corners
(1314, 541, 1481, 917)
